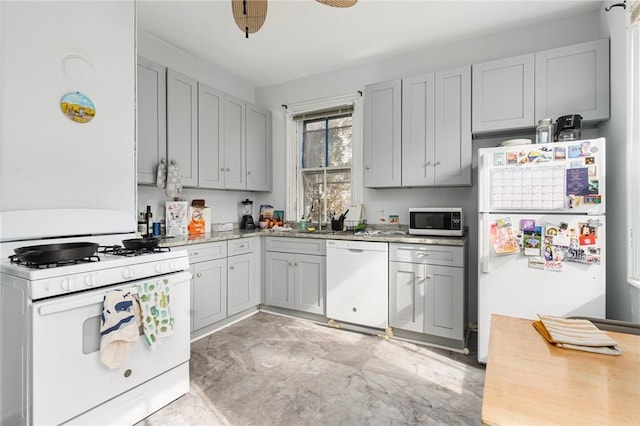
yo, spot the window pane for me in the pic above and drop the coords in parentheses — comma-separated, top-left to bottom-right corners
(326, 170, 351, 217)
(328, 126, 352, 167)
(302, 129, 325, 168)
(301, 170, 323, 220)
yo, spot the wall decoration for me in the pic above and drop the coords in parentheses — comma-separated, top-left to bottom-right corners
(60, 92, 95, 123)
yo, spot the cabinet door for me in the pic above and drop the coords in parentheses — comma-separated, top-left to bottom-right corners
(198, 83, 225, 189)
(227, 252, 255, 316)
(434, 66, 471, 186)
(402, 72, 435, 186)
(389, 262, 425, 333)
(136, 57, 166, 185)
(246, 103, 272, 192)
(472, 53, 535, 133)
(224, 95, 246, 190)
(535, 38, 609, 123)
(423, 265, 464, 340)
(364, 79, 402, 188)
(192, 258, 227, 331)
(265, 251, 295, 309)
(167, 69, 198, 187)
(294, 254, 325, 315)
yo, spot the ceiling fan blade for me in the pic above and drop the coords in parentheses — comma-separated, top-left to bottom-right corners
(316, 0, 358, 7)
(231, 0, 267, 37)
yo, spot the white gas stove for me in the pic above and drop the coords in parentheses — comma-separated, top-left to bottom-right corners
(0, 239, 192, 425)
(2, 245, 190, 300)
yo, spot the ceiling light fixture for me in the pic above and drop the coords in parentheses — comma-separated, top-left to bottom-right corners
(232, 0, 357, 38)
(231, 0, 268, 39)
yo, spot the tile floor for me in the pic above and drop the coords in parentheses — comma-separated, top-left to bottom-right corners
(139, 312, 485, 425)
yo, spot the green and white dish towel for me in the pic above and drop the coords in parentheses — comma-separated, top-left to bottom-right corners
(136, 278, 174, 349)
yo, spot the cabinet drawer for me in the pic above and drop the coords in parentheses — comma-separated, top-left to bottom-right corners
(389, 243, 463, 267)
(265, 237, 326, 256)
(182, 241, 227, 263)
(228, 237, 255, 256)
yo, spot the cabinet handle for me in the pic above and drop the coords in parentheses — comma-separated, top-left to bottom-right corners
(416, 252, 429, 257)
(294, 262, 299, 267)
(352, 307, 357, 312)
(229, 265, 235, 270)
(365, 164, 370, 170)
(288, 261, 293, 266)
(191, 252, 199, 256)
(196, 273, 202, 278)
(247, 171, 252, 175)
(416, 274, 422, 279)
(226, 168, 231, 172)
(220, 168, 225, 172)
(434, 161, 441, 166)
(425, 161, 431, 167)
(426, 274, 432, 279)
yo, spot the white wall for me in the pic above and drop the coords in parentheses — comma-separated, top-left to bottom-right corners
(137, 32, 260, 224)
(256, 10, 606, 324)
(598, 3, 639, 322)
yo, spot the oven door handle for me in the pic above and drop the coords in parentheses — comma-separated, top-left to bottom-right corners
(38, 271, 191, 316)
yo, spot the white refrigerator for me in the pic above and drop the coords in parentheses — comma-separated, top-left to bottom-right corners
(477, 137, 606, 363)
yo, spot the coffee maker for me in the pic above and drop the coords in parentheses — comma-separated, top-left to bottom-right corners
(240, 198, 255, 229)
(554, 114, 582, 141)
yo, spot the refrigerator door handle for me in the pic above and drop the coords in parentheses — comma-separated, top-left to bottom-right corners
(480, 213, 491, 273)
(478, 152, 490, 213)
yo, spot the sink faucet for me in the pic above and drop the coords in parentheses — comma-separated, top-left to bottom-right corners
(311, 198, 323, 231)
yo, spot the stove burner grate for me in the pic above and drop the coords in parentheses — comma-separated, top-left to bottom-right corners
(98, 245, 171, 257)
(9, 254, 101, 269)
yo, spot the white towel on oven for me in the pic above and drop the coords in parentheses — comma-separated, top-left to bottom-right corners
(136, 278, 174, 349)
(99, 290, 141, 369)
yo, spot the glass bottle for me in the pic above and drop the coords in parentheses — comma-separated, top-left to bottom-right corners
(536, 118, 554, 144)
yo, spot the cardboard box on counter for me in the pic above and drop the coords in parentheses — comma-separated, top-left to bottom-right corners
(166, 201, 188, 236)
(188, 199, 210, 235)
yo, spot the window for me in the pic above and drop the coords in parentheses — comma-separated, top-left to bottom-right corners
(298, 111, 352, 223)
(628, 2, 640, 288)
(284, 94, 363, 223)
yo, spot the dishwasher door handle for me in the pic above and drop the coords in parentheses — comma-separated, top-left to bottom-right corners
(347, 248, 365, 253)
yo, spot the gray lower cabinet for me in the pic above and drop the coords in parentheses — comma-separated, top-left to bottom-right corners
(182, 237, 259, 334)
(187, 241, 228, 332)
(388, 243, 465, 341)
(264, 237, 325, 315)
(192, 258, 227, 331)
(227, 237, 260, 316)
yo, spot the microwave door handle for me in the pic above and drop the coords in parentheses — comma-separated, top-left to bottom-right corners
(480, 212, 491, 273)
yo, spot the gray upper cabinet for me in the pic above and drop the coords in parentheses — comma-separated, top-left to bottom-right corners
(167, 69, 198, 187)
(400, 66, 471, 187)
(223, 95, 246, 190)
(136, 57, 166, 185)
(535, 38, 609, 123)
(434, 66, 471, 186)
(246, 104, 272, 192)
(364, 79, 402, 188)
(198, 83, 225, 189)
(472, 53, 535, 133)
(137, 59, 272, 192)
(402, 72, 435, 186)
(471, 39, 610, 134)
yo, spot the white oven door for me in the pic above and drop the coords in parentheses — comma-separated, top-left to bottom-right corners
(30, 271, 191, 426)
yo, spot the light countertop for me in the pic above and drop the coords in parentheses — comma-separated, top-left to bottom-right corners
(159, 229, 468, 248)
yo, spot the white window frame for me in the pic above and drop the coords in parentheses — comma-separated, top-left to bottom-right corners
(285, 93, 363, 221)
(627, 2, 640, 289)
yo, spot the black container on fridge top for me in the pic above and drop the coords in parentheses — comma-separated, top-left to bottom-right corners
(554, 114, 582, 141)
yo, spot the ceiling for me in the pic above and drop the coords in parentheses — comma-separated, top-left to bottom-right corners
(137, 0, 603, 88)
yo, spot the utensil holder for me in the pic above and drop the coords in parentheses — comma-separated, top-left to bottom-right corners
(331, 218, 344, 232)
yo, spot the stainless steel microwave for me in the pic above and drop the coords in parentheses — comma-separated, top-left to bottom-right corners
(409, 208, 464, 236)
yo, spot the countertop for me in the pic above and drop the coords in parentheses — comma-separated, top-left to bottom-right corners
(158, 228, 467, 248)
(482, 314, 640, 425)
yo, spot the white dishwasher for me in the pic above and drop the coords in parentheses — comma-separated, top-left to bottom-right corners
(326, 240, 388, 329)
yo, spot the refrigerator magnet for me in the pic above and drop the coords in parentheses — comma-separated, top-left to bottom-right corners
(60, 92, 95, 123)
